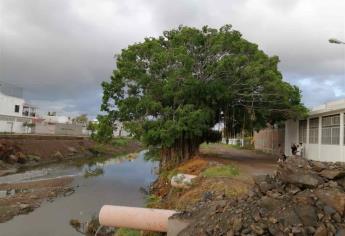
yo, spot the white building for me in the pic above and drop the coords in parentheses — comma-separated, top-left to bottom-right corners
(285, 99, 345, 162)
(0, 81, 38, 133)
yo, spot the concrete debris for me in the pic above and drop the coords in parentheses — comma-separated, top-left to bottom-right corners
(177, 156, 345, 235)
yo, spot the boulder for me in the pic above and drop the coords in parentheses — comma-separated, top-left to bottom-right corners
(316, 190, 345, 215)
(278, 165, 323, 187)
(314, 224, 328, 236)
(28, 154, 41, 162)
(320, 169, 345, 180)
(16, 152, 27, 164)
(294, 205, 317, 226)
(52, 151, 64, 160)
(7, 154, 18, 164)
(67, 147, 78, 153)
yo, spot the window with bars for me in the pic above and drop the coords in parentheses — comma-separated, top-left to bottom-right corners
(309, 118, 319, 144)
(322, 114, 340, 145)
(299, 120, 307, 143)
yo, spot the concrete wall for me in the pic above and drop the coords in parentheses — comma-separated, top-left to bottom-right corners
(254, 126, 285, 155)
(0, 115, 32, 133)
(32, 123, 86, 136)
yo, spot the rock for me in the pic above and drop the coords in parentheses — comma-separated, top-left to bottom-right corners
(326, 223, 337, 234)
(7, 154, 18, 164)
(16, 152, 27, 164)
(314, 224, 328, 236)
(336, 228, 345, 236)
(294, 205, 317, 226)
(226, 230, 234, 236)
(28, 154, 41, 162)
(316, 190, 345, 215)
(52, 151, 64, 160)
(320, 169, 345, 180)
(259, 196, 283, 211)
(67, 147, 78, 153)
(311, 162, 328, 172)
(250, 223, 264, 235)
(278, 208, 302, 227)
(258, 181, 274, 193)
(19, 204, 30, 210)
(232, 218, 242, 232)
(278, 165, 323, 187)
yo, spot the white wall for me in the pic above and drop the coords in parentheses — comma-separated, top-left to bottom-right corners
(284, 119, 298, 156)
(0, 92, 25, 117)
(285, 110, 345, 162)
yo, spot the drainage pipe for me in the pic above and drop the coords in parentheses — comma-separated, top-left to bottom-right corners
(99, 205, 177, 232)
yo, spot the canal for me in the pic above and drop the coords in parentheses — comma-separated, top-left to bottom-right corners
(0, 150, 157, 235)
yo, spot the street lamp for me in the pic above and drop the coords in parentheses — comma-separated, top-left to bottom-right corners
(329, 38, 345, 44)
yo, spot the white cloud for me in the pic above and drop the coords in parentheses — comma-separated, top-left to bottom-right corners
(0, 0, 344, 115)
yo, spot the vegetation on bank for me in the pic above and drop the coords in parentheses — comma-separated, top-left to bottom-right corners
(202, 164, 239, 177)
(115, 228, 140, 236)
(100, 24, 307, 169)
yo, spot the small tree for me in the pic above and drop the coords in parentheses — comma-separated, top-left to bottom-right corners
(92, 115, 115, 143)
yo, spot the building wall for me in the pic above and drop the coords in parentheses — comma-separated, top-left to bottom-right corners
(0, 92, 25, 117)
(284, 120, 298, 156)
(285, 109, 345, 162)
(0, 115, 32, 133)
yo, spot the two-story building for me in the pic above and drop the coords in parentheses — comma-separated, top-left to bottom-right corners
(285, 99, 345, 162)
(0, 81, 38, 133)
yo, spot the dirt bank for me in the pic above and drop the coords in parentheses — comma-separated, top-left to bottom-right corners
(0, 176, 74, 223)
(0, 136, 142, 223)
(0, 135, 141, 174)
(149, 144, 276, 212)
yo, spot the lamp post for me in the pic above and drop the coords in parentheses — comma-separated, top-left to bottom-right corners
(329, 38, 345, 45)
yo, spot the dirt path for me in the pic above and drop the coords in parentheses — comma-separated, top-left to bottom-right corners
(200, 144, 277, 182)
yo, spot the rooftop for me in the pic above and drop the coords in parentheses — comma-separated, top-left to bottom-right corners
(309, 99, 345, 116)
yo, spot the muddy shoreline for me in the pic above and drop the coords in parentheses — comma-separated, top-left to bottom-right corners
(0, 137, 142, 224)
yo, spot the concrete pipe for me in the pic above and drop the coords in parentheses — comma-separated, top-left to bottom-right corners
(171, 173, 197, 189)
(99, 205, 177, 232)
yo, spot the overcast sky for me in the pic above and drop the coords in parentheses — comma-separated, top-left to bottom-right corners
(1, 0, 344, 117)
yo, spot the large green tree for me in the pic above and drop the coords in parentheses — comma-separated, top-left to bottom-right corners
(101, 25, 306, 169)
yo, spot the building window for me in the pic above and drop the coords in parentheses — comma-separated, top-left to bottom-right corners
(309, 118, 319, 144)
(322, 114, 340, 145)
(299, 120, 307, 143)
(14, 105, 20, 113)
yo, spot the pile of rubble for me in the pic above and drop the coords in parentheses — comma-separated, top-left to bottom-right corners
(178, 157, 345, 235)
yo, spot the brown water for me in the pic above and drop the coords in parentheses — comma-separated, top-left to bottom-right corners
(0, 150, 157, 236)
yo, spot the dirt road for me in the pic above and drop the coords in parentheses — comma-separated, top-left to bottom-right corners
(200, 144, 277, 181)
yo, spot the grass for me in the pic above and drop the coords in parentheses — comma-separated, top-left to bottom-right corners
(202, 164, 239, 177)
(145, 194, 161, 208)
(115, 228, 140, 236)
(111, 137, 130, 147)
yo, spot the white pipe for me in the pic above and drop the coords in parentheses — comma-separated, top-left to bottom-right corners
(99, 205, 177, 232)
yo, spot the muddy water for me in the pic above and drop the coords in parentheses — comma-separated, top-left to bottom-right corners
(0, 150, 158, 236)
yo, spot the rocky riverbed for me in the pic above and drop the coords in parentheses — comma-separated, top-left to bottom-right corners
(177, 156, 345, 235)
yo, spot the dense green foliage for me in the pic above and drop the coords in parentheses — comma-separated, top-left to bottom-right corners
(101, 25, 306, 167)
(91, 115, 114, 143)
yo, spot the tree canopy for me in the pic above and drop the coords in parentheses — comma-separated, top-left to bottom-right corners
(101, 25, 307, 167)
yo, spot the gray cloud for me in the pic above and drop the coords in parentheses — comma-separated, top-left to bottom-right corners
(0, 0, 344, 118)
